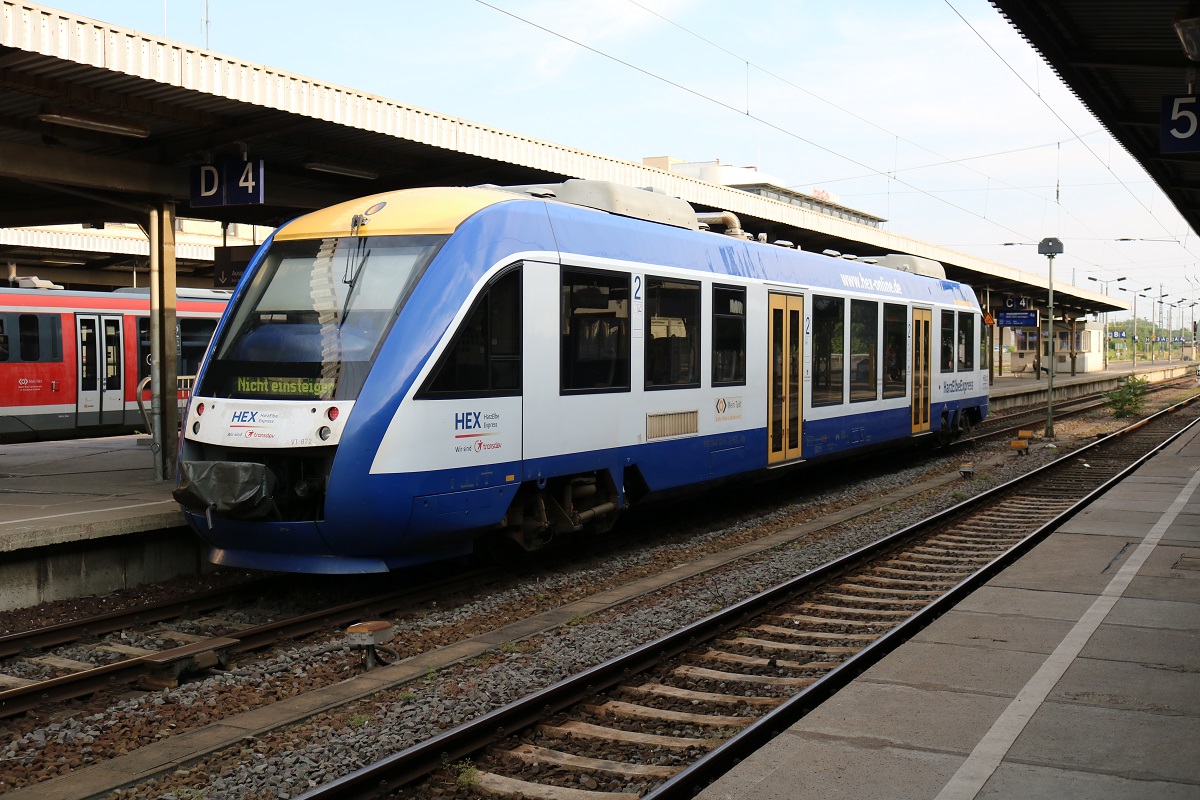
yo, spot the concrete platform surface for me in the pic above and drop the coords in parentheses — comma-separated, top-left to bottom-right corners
(698, 419, 1200, 800)
(0, 435, 181, 552)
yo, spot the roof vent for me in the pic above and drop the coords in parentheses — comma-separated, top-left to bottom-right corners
(15, 276, 64, 290)
(873, 254, 947, 279)
(497, 179, 698, 230)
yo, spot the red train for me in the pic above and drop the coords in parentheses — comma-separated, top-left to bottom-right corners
(0, 286, 229, 441)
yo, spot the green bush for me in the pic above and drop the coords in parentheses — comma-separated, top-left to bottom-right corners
(1104, 376, 1149, 418)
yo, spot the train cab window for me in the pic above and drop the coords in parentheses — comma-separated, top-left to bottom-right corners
(883, 303, 906, 399)
(645, 277, 700, 390)
(957, 311, 975, 371)
(419, 266, 522, 397)
(812, 295, 845, 407)
(561, 268, 630, 393)
(202, 234, 448, 400)
(712, 285, 746, 386)
(940, 310, 955, 373)
(850, 300, 879, 403)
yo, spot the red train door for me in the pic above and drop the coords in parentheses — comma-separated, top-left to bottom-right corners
(76, 314, 124, 427)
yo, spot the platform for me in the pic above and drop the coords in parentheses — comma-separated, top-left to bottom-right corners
(0, 435, 195, 609)
(698, 404, 1200, 799)
(986, 357, 1192, 411)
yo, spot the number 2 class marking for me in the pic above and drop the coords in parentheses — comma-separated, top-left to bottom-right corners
(633, 275, 642, 301)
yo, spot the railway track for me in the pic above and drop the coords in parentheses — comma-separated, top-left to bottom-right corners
(296, 393, 1200, 800)
(0, 568, 501, 718)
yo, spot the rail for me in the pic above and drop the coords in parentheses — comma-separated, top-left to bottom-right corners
(136, 374, 196, 436)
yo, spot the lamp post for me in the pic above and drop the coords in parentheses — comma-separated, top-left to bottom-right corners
(1088, 275, 1125, 369)
(1038, 238, 1063, 439)
(1168, 301, 1180, 361)
(1187, 275, 1200, 360)
(1153, 292, 1168, 362)
(1186, 275, 1200, 360)
(1120, 285, 1153, 372)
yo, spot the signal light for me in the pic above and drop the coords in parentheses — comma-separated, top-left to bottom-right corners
(327, 407, 340, 421)
(196, 403, 205, 416)
(318, 426, 332, 441)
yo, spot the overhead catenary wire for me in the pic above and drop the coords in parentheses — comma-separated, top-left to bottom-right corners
(474, 0, 1040, 244)
(475, 0, 1188, 287)
(944, 0, 1199, 261)
(628, 0, 1168, 278)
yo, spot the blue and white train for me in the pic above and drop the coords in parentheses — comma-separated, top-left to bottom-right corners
(173, 180, 988, 573)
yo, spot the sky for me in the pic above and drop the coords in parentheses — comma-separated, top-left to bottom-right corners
(35, 0, 1200, 320)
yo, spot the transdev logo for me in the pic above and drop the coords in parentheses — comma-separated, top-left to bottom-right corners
(715, 396, 744, 421)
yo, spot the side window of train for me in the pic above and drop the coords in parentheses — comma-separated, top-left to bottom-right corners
(180, 319, 219, 376)
(850, 300, 879, 403)
(0, 317, 7, 361)
(940, 310, 956, 373)
(11, 314, 61, 363)
(561, 267, 631, 394)
(811, 294, 845, 407)
(978, 313, 988, 367)
(882, 303, 906, 398)
(419, 266, 522, 398)
(19, 315, 40, 361)
(712, 285, 746, 386)
(645, 276, 700, 390)
(957, 311, 975, 371)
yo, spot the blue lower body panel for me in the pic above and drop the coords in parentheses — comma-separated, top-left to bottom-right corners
(186, 395, 989, 574)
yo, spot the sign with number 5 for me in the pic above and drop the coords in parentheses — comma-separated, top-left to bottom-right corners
(1162, 96, 1200, 153)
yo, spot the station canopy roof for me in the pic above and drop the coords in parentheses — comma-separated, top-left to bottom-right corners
(0, 1, 1121, 316)
(992, 1, 1200, 241)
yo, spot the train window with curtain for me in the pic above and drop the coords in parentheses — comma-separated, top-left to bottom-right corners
(419, 266, 522, 397)
(712, 284, 746, 386)
(645, 276, 700, 389)
(883, 303, 907, 398)
(561, 267, 630, 393)
(940, 310, 955, 373)
(957, 311, 975, 370)
(850, 300, 879, 402)
(812, 294, 845, 407)
(0, 317, 8, 361)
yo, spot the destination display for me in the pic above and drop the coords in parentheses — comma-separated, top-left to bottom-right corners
(997, 311, 1039, 327)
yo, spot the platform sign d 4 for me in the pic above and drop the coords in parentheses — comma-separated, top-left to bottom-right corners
(190, 160, 265, 207)
(1161, 96, 1200, 153)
